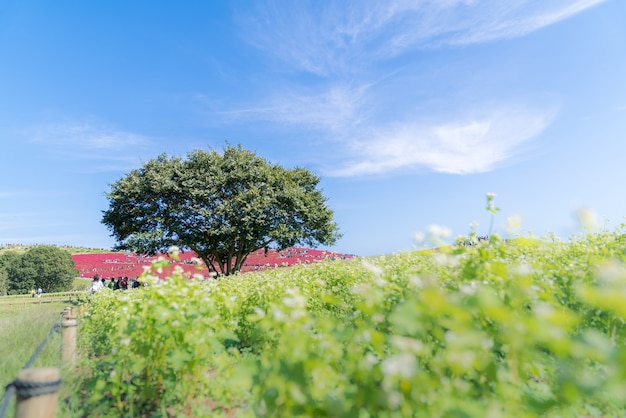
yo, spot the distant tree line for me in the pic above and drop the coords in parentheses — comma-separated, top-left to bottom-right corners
(0, 245, 77, 295)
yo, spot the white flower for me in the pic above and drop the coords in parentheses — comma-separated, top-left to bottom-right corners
(372, 314, 385, 323)
(120, 338, 131, 346)
(374, 278, 388, 287)
(390, 336, 424, 353)
(382, 353, 417, 378)
(409, 276, 423, 288)
(427, 224, 452, 239)
(596, 261, 626, 284)
(362, 260, 384, 277)
(459, 282, 477, 295)
(387, 391, 402, 409)
(282, 295, 306, 308)
(506, 215, 522, 232)
(363, 353, 379, 369)
(272, 308, 287, 321)
(577, 208, 599, 230)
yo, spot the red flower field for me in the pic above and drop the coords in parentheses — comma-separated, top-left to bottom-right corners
(72, 248, 354, 279)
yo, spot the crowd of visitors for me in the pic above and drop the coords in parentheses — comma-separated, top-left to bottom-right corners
(90, 274, 143, 294)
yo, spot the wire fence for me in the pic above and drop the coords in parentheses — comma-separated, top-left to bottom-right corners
(0, 311, 65, 418)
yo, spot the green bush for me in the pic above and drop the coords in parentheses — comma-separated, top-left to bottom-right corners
(64, 226, 626, 417)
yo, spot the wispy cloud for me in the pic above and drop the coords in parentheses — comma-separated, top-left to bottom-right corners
(226, 0, 600, 176)
(0, 212, 68, 232)
(25, 122, 155, 171)
(218, 83, 371, 131)
(30, 123, 150, 150)
(240, 0, 607, 76)
(329, 105, 555, 176)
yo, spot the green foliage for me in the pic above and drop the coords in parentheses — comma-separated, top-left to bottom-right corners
(102, 144, 341, 275)
(0, 251, 21, 294)
(66, 225, 626, 417)
(5, 245, 77, 294)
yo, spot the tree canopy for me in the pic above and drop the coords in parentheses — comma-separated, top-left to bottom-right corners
(102, 145, 341, 275)
(2, 246, 77, 294)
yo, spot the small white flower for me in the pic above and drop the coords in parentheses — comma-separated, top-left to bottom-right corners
(272, 308, 287, 321)
(290, 309, 306, 319)
(427, 224, 451, 239)
(390, 336, 424, 353)
(387, 391, 402, 409)
(282, 295, 306, 308)
(382, 353, 417, 378)
(459, 282, 477, 295)
(596, 261, 626, 284)
(577, 208, 599, 230)
(506, 215, 522, 232)
(511, 263, 533, 276)
(362, 260, 384, 277)
(372, 314, 385, 323)
(374, 278, 388, 287)
(409, 276, 423, 288)
(363, 353, 379, 369)
(482, 338, 494, 349)
(120, 338, 131, 346)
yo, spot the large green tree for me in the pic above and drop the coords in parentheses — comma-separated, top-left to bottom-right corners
(6, 246, 77, 294)
(102, 145, 341, 275)
(0, 250, 21, 295)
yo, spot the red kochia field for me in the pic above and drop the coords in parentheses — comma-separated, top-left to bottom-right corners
(72, 247, 353, 279)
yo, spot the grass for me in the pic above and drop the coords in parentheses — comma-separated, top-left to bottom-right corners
(0, 302, 73, 416)
(72, 277, 92, 291)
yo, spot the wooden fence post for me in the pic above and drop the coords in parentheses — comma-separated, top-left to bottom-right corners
(62, 313, 77, 366)
(14, 367, 61, 418)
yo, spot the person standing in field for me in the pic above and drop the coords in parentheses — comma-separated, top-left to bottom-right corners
(90, 274, 103, 294)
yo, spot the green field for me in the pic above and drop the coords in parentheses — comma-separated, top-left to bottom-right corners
(4, 228, 626, 417)
(0, 302, 69, 416)
(54, 228, 626, 417)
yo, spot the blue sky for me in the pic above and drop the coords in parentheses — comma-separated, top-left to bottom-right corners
(1, 0, 625, 256)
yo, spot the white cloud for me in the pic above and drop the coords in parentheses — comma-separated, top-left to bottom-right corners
(226, 1, 595, 176)
(30, 123, 150, 151)
(25, 122, 155, 171)
(218, 83, 371, 131)
(329, 105, 555, 176)
(0, 212, 67, 232)
(240, 0, 607, 75)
